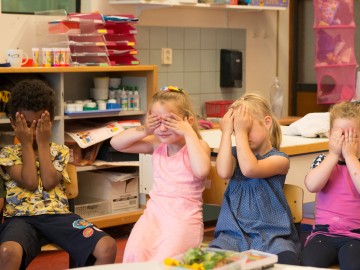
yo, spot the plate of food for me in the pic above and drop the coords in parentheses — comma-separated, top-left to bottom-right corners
(163, 247, 277, 270)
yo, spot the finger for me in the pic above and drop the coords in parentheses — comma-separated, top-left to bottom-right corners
(30, 120, 36, 131)
(349, 129, 353, 142)
(353, 129, 358, 139)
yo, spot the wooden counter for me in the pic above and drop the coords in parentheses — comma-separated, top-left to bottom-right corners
(200, 127, 328, 156)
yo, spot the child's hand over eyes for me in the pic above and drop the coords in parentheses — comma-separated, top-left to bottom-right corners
(163, 113, 193, 136)
(234, 105, 252, 135)
(145, 111, 161, 135)
(12, 112, 36, 146)
(328, 127, 344, 157)
(36, 111, 52, 146)
(220, 108, 235, 137)
(342, 128, 359, 159)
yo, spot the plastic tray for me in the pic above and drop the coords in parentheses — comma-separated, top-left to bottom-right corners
(75, 196, 110, 218)
(165, 248, 278, 270)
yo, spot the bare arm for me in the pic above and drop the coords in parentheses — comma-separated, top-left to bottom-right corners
(0, 198, 3, 212)
(233, 106, 289, 178)
(185, 133, 211, 179)
(110, 112, 161, 154)
(37, 111, 62, 191)
(305, 128, 343, 192)
(7, 112, 38, 190)
(342, 128, 360, 193)
(216, 109, 236, 179)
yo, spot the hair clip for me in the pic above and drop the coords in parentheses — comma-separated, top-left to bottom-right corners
(160, 86, 185, 93)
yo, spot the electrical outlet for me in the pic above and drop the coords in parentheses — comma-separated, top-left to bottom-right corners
(161, 48, 172, 65)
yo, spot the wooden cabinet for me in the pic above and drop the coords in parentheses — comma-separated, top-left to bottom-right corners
(0, 65, 158, 228)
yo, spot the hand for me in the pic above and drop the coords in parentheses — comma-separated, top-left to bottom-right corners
(162, 113, 193, 136)
(12, 112, 35, 146)
(328, 127, 344, 157)
(144, 111, 161, 135)
(36, 111, 52, 146)
(342, 128, 359, 159)
(220, 108, 234, 136)
(233, 105, 252, 135)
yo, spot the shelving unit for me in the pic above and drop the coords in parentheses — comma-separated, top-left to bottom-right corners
(108, 0, 287, 10)
(0, 65, 158, 228)
(313, 0, 356, 104)
(107, 0, 286, 16)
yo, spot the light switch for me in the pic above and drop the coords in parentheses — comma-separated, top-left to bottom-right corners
(161, 48, 172, 65)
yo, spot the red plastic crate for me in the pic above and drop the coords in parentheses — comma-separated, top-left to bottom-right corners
(205, 100, 233, 117)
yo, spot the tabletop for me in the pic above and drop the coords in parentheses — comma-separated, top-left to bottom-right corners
(200, 126, 328, 156)
(74, 262, 330, 270)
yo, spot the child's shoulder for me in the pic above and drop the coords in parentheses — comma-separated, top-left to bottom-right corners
(263, 148, 289, 159)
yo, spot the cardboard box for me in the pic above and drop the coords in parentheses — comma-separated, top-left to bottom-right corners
(77, 171, 139, 215)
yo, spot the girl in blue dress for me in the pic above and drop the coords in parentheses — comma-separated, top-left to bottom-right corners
(210, 93, 300, 265)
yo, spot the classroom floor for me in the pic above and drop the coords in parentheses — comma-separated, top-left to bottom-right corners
(28, 222, 217, 270)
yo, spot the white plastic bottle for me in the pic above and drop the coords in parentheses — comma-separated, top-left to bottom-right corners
(120, 88, 128, 110)
(270, 77, 283, 120)
(133, 88, 140, 111)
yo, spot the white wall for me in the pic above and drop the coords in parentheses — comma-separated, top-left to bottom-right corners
(0, 1, 290, 115)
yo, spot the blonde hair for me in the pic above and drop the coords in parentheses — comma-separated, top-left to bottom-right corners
(150, 89, 202, 138)
(330, 101, 360, 130)
(231, 93, 282, 150)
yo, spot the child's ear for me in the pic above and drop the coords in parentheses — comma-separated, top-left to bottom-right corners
(187, 115, 194, 124)
(264, 116, 272, 128)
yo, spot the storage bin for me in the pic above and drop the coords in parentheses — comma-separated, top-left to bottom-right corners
(205, 100, 233, 118)
(315, 64, 357, 104)
(313, 0, 354, 26)
(314, 27, 356, 66)
(77, 170, 139, 215)
(75, 196, 110, 218)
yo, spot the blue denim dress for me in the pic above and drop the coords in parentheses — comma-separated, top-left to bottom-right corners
(210, 147, 300, 256)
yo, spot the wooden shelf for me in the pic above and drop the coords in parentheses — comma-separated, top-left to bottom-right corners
(76, 161, 140, 172)
(108, 0, 286, 11)
(0, 65, 158, 73)
(88, 207, 145, 228)
(64, 110, 145, 120)
(0, 65, 157, 229)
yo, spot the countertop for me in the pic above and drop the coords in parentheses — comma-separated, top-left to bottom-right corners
(200, 126, 328, 156)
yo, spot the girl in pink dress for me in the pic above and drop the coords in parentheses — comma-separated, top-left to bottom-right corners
(110, 86, 211, 262)
(301, 101, 360, 270)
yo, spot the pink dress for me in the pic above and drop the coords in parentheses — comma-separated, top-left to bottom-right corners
(123, 143, 205, 262)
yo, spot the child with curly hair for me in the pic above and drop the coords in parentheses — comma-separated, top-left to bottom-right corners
(301, 101, 360, 270)
(0, 79, 117, 269)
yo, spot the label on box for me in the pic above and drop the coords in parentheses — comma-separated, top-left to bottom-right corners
(112, 194, 138, 212)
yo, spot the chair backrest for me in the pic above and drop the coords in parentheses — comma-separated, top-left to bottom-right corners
(65, 163, 78, 199)
(202, 166, 229, 206)
(283, 184, 303, 223)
